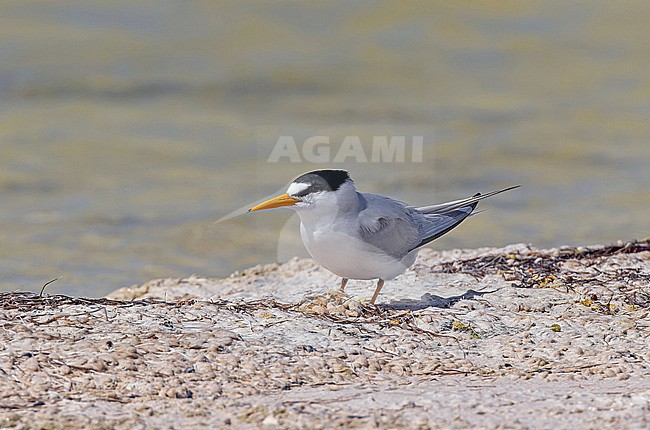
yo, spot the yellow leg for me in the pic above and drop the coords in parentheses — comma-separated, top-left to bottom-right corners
(339, 278, 349, 292)
(369, 279, 385, 304)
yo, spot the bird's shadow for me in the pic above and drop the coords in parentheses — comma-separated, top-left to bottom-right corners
(380, 289, 497, 311)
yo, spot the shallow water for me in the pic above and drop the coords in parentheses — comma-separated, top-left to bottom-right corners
(1, 1, 648, 296)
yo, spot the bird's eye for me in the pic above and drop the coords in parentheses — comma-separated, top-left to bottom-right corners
(292, 187, 312, 198)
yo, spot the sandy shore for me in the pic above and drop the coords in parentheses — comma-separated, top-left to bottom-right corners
(0, 240, 648, 429)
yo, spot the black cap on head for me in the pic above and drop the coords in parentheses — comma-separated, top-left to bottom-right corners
(292, 169, 352, 196)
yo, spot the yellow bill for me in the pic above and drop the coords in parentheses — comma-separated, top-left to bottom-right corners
(248, 193, 300, 212)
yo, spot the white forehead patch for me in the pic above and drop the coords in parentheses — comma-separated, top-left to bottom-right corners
(287, 181, 310, 196)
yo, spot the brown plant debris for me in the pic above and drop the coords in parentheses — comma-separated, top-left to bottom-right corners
(432, 239, 650, 309)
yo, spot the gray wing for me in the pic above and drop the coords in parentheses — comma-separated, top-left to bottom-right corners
(412, 185, 520, 248)
(357, 194, 424, 259)
(413, 200, 479, 249)
(358, 186, 519, 257)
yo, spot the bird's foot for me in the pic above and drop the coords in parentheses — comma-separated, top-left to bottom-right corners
(369, 279, 385, 305)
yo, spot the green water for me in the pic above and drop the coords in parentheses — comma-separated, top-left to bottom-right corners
(1, 1, 648, 296)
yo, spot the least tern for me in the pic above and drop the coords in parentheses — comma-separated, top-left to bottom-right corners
(249, 169, 518, 304)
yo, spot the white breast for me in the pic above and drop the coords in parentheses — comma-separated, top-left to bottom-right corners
(299, 219, 417, 280)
